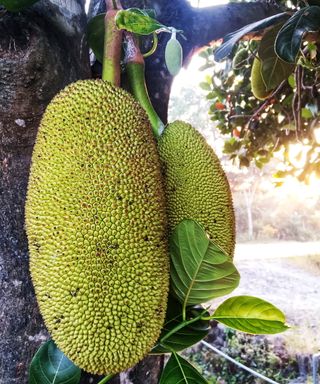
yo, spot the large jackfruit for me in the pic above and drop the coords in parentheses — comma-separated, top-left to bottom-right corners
(25, 80, 169, 375)
(158, 121, 235, 259)
(251, 57, 272, 100)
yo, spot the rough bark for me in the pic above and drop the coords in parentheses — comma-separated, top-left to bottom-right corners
(0, 0, 280, 383)
(0, 1, 90, 383)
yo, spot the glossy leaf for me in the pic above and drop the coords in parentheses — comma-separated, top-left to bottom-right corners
(214, 12, 289, 62)
(301, 107, 313, 119)
(152, 296, 210, 354)
(87, 13, 105, 63)
(29, 340, 81, 384)
(115, 9, 167, 35)
(275, 6, 320, 63)
(212, 296, 289, 334)
(258, 24, 294, 91)
(0, 0, 39, 11)
(159, 353, 208, 384)
(170, 220, 240, 306)
(125, 7, 157, 19)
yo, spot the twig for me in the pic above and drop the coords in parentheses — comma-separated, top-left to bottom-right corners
(245, 80, 287, 130)
(292, 65, 302, 141)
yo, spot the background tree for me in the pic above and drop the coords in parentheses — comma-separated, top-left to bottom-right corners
(201, 1, 320, 182)
(0, 0, 286, 383)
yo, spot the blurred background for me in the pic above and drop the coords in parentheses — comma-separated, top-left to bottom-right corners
(166, 3, 320, 382)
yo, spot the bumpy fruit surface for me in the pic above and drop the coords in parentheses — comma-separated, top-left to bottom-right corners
(158, 121, 235, 259)
(251, 57, 271, 100)
(25, 80, 169, 375)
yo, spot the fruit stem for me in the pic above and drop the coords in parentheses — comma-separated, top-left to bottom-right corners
(102, 0, 122, 85)
(159, 310, 207, 344)
(98, 374, 115, 384)
(124, 32, 165, 139)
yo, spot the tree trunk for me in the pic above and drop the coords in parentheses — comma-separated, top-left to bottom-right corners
(0, 0, 280, 382)
(0, 1, 90, 382)
(243, 191, 254, 241)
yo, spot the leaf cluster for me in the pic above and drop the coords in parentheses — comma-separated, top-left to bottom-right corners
(202, 2, 320, 182)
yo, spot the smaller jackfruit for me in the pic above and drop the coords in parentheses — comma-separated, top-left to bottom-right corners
(165, 37, 183, 76)
(251, 57, 272, 100)
(158, 121, 235, 259)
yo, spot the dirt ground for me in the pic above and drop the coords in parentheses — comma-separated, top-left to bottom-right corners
(227, 242, 320, 354)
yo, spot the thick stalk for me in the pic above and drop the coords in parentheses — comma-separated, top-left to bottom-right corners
(124, 32, 165, 138)
(102, 0, 122, 85)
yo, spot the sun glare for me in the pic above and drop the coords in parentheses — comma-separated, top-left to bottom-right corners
(288, 143, 311, 169)
(276, 173, 320, 206)
(188, 0, 229, 6)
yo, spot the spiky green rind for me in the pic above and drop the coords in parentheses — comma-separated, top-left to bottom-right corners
(158, 121, 235, 259)
(25, 79, 169, 375)
(251, 57, 271, 100)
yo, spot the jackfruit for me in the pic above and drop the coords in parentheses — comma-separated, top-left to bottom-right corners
(165, 37, 183, 76)
(25, 79, 169, 375)
(158, 121, 235, 259)
(251, 57, 271, 100)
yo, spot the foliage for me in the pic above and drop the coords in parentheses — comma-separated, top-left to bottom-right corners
(211, 296, 289, 334)
(159, 353, 208, 384)
(200, 1, 320, 182)
(150, 220, 287, 383)
(185, 325, 298, 384)
(0, 0, 39, 12)
(29, 340, 81, 384)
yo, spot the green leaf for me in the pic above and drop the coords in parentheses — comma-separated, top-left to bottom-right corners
(301, 107, 313, 119)
(87, 13, 105, 64)
(152, 296, 210, 354)
(170, 220, 240, 306)
(308, 0, 320, 5)
(258, 25, 295, 91)
(305, 102, 318, 117)
(159, 353, 208, 384)
(29, 340, 81, 384)
(115, 9, 167, 35)
(275, 6, 320, 63)
(212, 296, 289, 334)
(224, 138, 241, 153)
(206, 92, 216, 100)
(288, 73, 296, 88)
(199, 82, 211, 91)
(125, 7, 157, 18)
(0, 0, 39, 11)
(214, 12, 289, 62)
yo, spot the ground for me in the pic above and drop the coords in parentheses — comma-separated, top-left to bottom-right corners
(232, 241, 320, 355)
